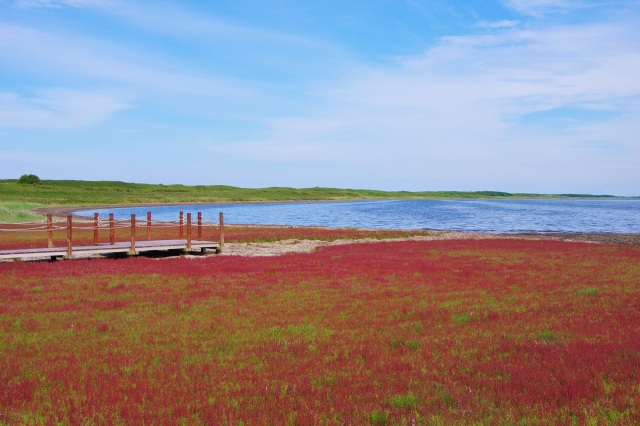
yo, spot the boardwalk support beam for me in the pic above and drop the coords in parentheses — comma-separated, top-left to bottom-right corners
(109, 213, 115, 245)
(179, 211, 184, 239)
(219, 212, 224, 252)
(93, 213, 99, 245)
(129, 214, 137, 255)
(47, 214, 53, 248)
(147, 212, 152, 240)
(187, 213, 192, 252)
(66, 215, 73, 259)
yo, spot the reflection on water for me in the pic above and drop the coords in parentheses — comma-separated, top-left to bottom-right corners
(75, 199, 640, 234)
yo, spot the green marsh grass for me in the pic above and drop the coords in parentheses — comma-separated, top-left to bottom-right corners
(578, 287, 598, 296)
(0, 179, 604, 206)
(539, 330, 557, 342)
(0, 202, 44, 223)
(451, 313, 471, 324)
(387, 394, 419, 408)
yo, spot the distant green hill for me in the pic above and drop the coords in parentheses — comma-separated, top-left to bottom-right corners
(0, 179, 616, 206)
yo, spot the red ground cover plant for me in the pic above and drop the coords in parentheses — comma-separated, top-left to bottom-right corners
(223, 225, 432, 243)
(0, 239, 639, 424)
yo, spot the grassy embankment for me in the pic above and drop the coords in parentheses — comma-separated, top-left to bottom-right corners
(0, 203, 44, 223)
(0, 179, 614, 223)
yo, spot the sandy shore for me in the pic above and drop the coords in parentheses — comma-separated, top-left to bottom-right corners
(216, 231, 640, 257)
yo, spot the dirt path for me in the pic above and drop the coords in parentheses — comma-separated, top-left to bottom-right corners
(215, 234, 499, 257)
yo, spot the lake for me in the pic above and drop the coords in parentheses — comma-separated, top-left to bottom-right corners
(74, 199, 640, 234)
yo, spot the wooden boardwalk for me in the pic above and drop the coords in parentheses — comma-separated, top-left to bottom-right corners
(0, 210, 224, 262)
(0, 239, 221, 261)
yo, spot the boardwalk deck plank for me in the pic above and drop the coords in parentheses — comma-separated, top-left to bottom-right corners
(0, 240, 220, 261)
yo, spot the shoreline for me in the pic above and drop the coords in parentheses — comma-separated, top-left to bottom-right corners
(31, 202, 235, 218)
(30, 200, 366, 219)
(29, 203, 640, 246)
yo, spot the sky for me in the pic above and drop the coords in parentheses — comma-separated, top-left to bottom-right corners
(1, 0, 639, 195)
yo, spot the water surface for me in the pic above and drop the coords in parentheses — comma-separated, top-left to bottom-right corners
(75, 199, 640, 234)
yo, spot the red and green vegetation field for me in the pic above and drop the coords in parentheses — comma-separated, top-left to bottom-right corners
(1, 232, 639, 424)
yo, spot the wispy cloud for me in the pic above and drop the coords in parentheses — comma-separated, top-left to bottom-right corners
(0, 22, 254, 97)
(502, 0, 582, 16)
(396, 21, 640, 112)
(12, 0, 115, 9)
(215, 16, 640, 191)
(476, 20, 519, 28)
(9, 0, 335, 51)
(212, 117, 350, 162)
(111, 3, 332, 50)
(2, 0, 638, 192)
(0, 89, 130, 129)
(502, 0, 639, 17)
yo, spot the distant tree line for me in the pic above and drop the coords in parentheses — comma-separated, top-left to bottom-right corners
(560, 193, 614, 198)
(474, 191, 512, 197)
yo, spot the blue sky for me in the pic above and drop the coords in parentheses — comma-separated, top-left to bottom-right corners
(1, 0, 638, 195)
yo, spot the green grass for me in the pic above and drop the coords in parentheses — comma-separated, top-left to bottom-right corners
(539, 330, 557, 342)
(0, 179, 615, 207)
(370, 410, 388, 425)
(451, 313, 471, 324)
(387, 394, 419, 408)
(0, 202, 45, 223)
(578, 287, 599, 296)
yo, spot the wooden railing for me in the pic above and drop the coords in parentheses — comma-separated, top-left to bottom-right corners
(0, 211, 224, 260)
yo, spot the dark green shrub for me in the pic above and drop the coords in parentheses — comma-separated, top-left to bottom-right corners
(18, 174, 41, 185)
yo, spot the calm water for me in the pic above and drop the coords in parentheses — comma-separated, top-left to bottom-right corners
(75, 199, 640, 234)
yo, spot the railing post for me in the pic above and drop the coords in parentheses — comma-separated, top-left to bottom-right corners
(186, 213, 192, 251)
(66, 215, 73, 259)
(47, 214, 53, 248)
(129, 214, 136, 255)
(109, 213, 115, 245)
(197, 212, 202, 240)
(147, 212, 152, 241)
(219, 212, 224, 250)
(93, 213, 99, 245)
(179, 211, 184, 239)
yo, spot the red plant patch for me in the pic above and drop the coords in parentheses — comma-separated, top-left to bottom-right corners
(0, 239, 638, 424)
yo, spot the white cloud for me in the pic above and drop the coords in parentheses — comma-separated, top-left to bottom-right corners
(502, 0, 582, 16)
(108, 3, 332, 51)
(396, 21, 640, 111)
(8, 0, 335, 54)
(12, 0, 114, 8)
(216, 18, 640, 193)
(8, 0, 327, 48)
(212, 117, 352, 162)
(0, 89, 130, 129)
(0, 23, 252, 98)
(2, 0, 638, 193)
(476, 20, 520, 28)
